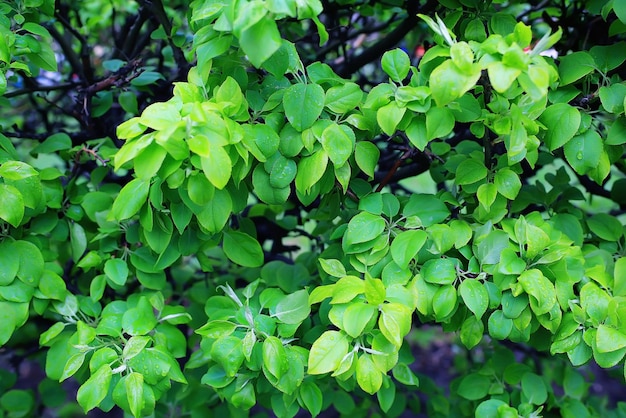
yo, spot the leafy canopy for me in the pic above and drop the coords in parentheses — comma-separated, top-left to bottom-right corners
(1, 0, 626, 417)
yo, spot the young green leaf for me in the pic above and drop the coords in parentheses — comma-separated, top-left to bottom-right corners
(308, 330, 350, 374)
(76, 364, 113, 413)
(283, 83, 325, 131)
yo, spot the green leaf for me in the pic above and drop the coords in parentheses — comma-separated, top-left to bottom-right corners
(262, 336, 287, 379)
(295, 150, 328, 193)
(477, 183, 497, 210)
(343, 212, 386, 250)
(392, 363, 420, 386)
(558, 52, 596, 85)
(459, 279, 489, 319)
(432, 284, 458, 321)
(494, 168, 522, 200)
(60, 352, 86, 382)
(430, 60, 481, 106)
(211, 336, 244, 377)
(354, 141, 379, 178)
(104, 258, 129, 287)
(356, 354, 383, 395)
(596, 324, 626, 353)
(122, 297, 158, 336)
(458, 373, 490, 400)
(223, 231, 264, 267)
(488, 310, 513, 340)
(319, 259, 346, 278)
(342, 302, 377, 338)
(563, 130, 603, 176)
(325, 82, 363, 114)
(0, 184, 24, 227)
(521, 373, 548, 405)
(139, 102, 181, 131)
(76, 365, 113, 413)
(33, 132, 72, 154)
(599, 83, 626, 113)
(456, 158, 487, 185)
(390, 230, 427, 269)
(0, 390, 34, 418)
(239, 15, 282, 67)
(517, 269, 557, 315)
(14, 240, 44, 286)
(426, 106, 455, 140)
(422, 258, 457, 285)
(321, 123, 355, 166)
(332, 276, 365, 304)
(111, 178, 150, 221)
(487, 62, 521, 93)
(379, 303, 412, 348)
(273, 289, 311, 324)
(308, 330, 349, 374)
(403, 194, 450, 227)
(587, 213, 623, 241)
(460, 315, 484, 349)
(69, 222, 87, 261)
(195, 320, 238, 339)
(381, 49, 410, 82)
(200, 145, 231, 189)
(122, 336, 151, 361)
(539, 103, 581, 151)
(283, 83, 325, 131)
(125, 372, 144, 418)
(590, 42, 626, 72)
(377, 101, 406, 136)
(268, 155, 297, 188)
(299, 381, 323, 418)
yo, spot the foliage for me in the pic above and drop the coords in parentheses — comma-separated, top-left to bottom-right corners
(1, 0, 626, 416)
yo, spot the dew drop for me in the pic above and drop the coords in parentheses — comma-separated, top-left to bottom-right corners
(576, 151, 583, 160)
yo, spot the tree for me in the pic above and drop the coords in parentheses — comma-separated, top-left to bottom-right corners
(1, 0, 626, 416)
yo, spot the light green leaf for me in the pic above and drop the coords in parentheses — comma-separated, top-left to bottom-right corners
(426, 106, 455, 140)
(381, 49, 410, 82)
(539, 103, 581, 151)
(377, 101, 406, 136)
(456, 159, 488, 185)
(210, 336, 244, 377)
(343, 212, 386, 249)
(430, 60, 481, 106)
(459, 279, 489, 319)
(0, 184, 24, 227)
(325, 82, 363, 114)
(422, 258, 457, 285)
(308, 330, 349, 374)
(111, 178, 150, 221)
(321, 123, 355, 166)
(563, 130, 602, 175)
(104, 258, 129, 287)
(125, 372, 144, 418)
(390, 230, 427, 269)
(356, 354, 383, 395)
(342, 302, 377, 338)
(295, 150, 328, 193)
(596, 324, 626, 353)
(239, 16, 282, 67)
(200, 145, 231, 189)
(379, 303, 412, 348)
(273, 289, 310, 324)
(76, 365, 113, 413)
(283, 83, 325, 131)
(354, 141, 379, 178)
(494, 168, 522, 200)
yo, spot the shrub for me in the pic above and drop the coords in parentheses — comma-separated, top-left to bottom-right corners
(1, 0, 626, 416)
